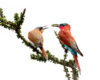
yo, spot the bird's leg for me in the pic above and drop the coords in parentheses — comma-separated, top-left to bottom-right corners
(33, 44, 38, 49)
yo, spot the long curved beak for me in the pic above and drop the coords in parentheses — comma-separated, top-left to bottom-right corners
(43, 25, 48, 29)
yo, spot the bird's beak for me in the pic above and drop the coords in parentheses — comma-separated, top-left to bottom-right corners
(51, 24, 59, 27)
(42, 25, 48, 30)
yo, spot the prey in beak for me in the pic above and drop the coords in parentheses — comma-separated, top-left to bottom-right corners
(51, 24, 59, 27)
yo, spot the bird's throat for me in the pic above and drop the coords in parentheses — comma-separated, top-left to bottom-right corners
(59, 26, 64, 29)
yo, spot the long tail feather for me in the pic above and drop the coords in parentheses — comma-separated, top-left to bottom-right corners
(73, 55, 81, 72)
(40, 47, 48, 60)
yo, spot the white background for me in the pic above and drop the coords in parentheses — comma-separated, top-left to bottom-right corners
(0, 0, 100, 80)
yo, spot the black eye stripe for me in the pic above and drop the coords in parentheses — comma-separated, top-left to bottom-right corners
(37, 27, 43, 30)
(60, 24, 64, 26)
(60, 23, 67, 27)
(39, 27, 43, 30)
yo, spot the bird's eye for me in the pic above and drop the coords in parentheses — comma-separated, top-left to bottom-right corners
(37, 27, 43, 30)
(39, 27, 43, 30)
(60, 23, 67, 26)
(60, 24, 64, 27)
(63, 23, 67, 26)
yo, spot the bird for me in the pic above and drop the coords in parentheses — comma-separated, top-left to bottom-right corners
(52, 23, 83, 72)
(28, 26, 48, 59)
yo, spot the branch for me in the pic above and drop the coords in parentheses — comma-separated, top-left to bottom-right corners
(0, 8, 79, 80)
(63, 53, 71, 80)
(54, 31, 79, 80)
(72, 68, 79, 80)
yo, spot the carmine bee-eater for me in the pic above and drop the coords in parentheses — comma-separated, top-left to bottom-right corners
(52, 23, 83, 72)
(28, 26, 48, 59)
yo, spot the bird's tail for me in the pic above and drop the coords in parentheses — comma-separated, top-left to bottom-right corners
(73, 55, 81, 73)
(40, 47, 48, 60)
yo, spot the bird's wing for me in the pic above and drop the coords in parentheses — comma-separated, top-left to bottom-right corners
(28, 30, 43, 47)
(70, 41, 83, 56)
(60, 30, 83, 56)
(67, 34, 83, 56)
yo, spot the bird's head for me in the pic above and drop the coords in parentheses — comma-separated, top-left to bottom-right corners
(51, 23, 68, 29)
(37, 26, 48, 33)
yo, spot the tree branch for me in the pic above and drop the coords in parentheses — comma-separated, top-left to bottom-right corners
(0, 8, 79, 80)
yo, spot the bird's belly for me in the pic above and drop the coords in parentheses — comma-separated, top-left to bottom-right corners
(28, 32, 43, 44)
(60, 35, 70, 45)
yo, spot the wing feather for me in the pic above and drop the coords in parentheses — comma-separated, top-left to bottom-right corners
(59, 29, 83, 56)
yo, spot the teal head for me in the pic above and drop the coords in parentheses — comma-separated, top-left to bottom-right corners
(37, 26, 48, 33)
(51, 23, 68, 29)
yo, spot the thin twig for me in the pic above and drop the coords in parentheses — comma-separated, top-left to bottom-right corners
(63, 53, 70, 80)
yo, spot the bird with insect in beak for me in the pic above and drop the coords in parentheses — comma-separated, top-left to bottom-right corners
(28, 26, 48, 60)
(52, 23, 83, 73)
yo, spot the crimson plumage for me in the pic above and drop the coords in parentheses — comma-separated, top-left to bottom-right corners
(52, 23, 83, 72)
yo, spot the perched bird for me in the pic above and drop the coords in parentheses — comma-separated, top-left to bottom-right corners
(52, 23, 83, 72)
(28, 26, 48, 59)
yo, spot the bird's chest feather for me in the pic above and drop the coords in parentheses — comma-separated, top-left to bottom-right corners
(28, 29, 43, 44)
(59, 30, 74, 45)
